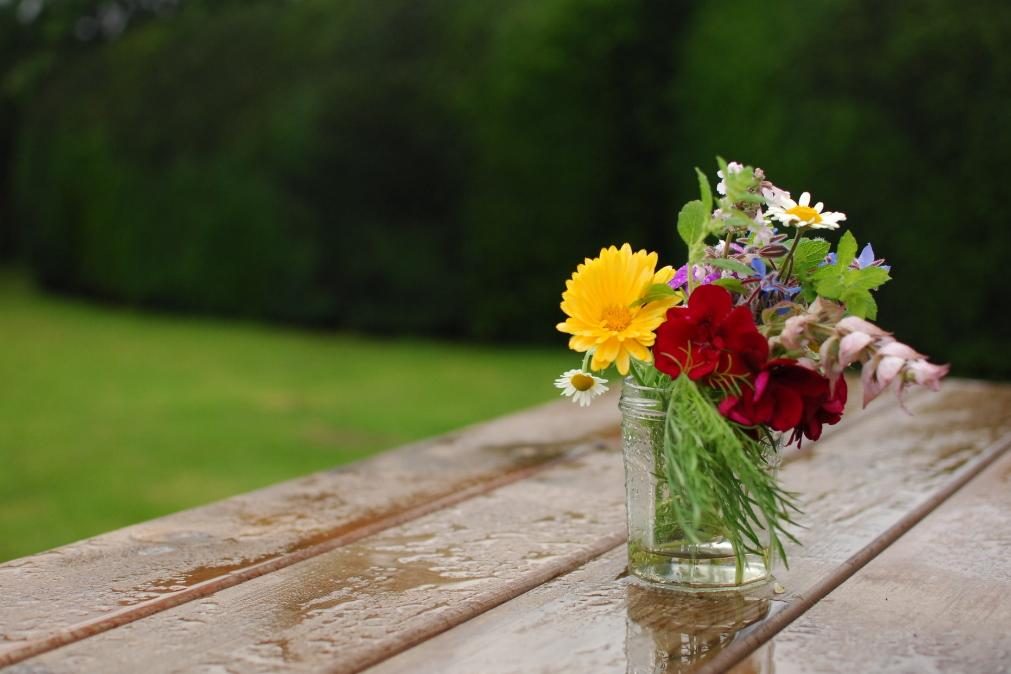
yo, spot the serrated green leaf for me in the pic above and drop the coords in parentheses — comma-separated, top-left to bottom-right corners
(842, 288, 878, 319)
(850, 266, 891, 291)
(695, 167, 713, 215)
(812, 266, 846, 298)
(677, 200, 708, 250)
(836, 231, 858, 267)
(792, 238, 831, 274)
(705, 257, 755, 276)
(712, 277, 747, 295)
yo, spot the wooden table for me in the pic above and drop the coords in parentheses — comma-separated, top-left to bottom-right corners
(1, 379, 1009, 673)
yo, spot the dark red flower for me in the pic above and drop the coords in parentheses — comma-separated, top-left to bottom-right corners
(718, 359, 847, 444)
(653, 284, 768, 383)
(798, 373, 847, 443)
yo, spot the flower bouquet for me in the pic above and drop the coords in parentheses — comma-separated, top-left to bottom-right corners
(553, 159, 948, 590)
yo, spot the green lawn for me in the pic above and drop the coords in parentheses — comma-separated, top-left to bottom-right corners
(0, 271, 576, 561)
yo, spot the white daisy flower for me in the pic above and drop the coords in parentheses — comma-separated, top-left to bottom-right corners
(716, 161, 745, 196)
(554, 369, 609, 407)
(765, 190, 846, 230)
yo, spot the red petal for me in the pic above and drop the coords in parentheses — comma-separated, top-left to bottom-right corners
(688, 355, 717, 381)
(753, 370, 771, 401)
(769, 387, 804, 431)
(687, 284, 733, 322)
(805, 418, 823, 441)
(718, 395, 751, 425)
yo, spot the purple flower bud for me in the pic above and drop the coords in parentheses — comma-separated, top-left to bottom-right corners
(759, 244, 789, 257)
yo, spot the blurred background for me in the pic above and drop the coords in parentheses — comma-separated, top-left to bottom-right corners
(1, 0, 1008, 560)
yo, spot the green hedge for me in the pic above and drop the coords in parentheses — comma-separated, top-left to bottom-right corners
(673, 0, 1011, 379)
(13, 0, 1010, 377)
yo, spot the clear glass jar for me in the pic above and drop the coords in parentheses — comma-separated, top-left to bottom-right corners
(619, 378, 776, 590)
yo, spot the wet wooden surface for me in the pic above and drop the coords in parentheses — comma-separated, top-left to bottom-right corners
(750, 447, 1011, 674)
(1, 379, 1009, 674)
(0, 394, 621, 665)
(366, 381, 1011, 674)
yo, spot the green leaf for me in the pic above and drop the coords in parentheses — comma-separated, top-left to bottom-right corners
(712, 277, 747, 295)
(812, 266, 847, 298)
(659, 374, 800, 572)
(836, 231, 858, 267)
(631, 283, 679, 307)
(850, 266, 891, 291)
(705, 257, 755, 276)
(842, 288, 878, 319)
(695, 167, 713, 215)
(677, 200, 708, 251)
(791, 238, 830, 274)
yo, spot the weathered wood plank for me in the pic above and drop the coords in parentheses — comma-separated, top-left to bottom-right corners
(4, 444, 629, 674)
(361, 380, 1011, 674)
(738, 446, 1011, 674)
(0, 393, 622, 666)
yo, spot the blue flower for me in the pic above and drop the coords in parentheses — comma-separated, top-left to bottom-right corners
(750, 257, 801, 299)
(851, 244, 891, 272)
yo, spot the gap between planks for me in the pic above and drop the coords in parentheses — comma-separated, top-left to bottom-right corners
(748, 448, 1011, 673)
(697, 429, 1011, 674)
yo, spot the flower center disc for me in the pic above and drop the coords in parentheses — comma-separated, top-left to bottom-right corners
(571, 373, 596, 391)
(601, 305, 633, 331)
(785, 205, 822, 224)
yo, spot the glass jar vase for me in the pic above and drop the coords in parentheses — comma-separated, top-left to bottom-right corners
(619, 378, 777, 590)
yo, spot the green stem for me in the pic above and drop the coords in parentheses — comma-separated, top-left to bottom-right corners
(722, 229, 734, 258)
(780, 228, 806, 281)
(629, 358, 649, 387)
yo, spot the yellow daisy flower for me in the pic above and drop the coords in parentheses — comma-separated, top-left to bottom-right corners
(556, 243, 679, 375)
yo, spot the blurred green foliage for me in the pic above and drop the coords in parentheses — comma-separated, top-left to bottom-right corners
(3, 0, 1009, 377)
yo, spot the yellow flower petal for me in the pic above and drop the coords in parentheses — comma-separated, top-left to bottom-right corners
(557, 243, 681, 370)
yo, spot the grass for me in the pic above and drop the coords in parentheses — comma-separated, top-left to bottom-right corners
(0, 270, 576, 561)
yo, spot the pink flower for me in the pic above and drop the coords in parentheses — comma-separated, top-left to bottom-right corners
(905, 360, 950, 391)
(861, 340, 948, 407)
(836, 316, 890, 338)
(812, 314, 948, 408)
(779, 313, 816, 351)
(838, 331, 875, 368)
(832, 316, 893, 383)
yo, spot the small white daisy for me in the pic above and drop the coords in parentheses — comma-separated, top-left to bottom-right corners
(554, 369, 609, 407)
(765, 190, 845, 230)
